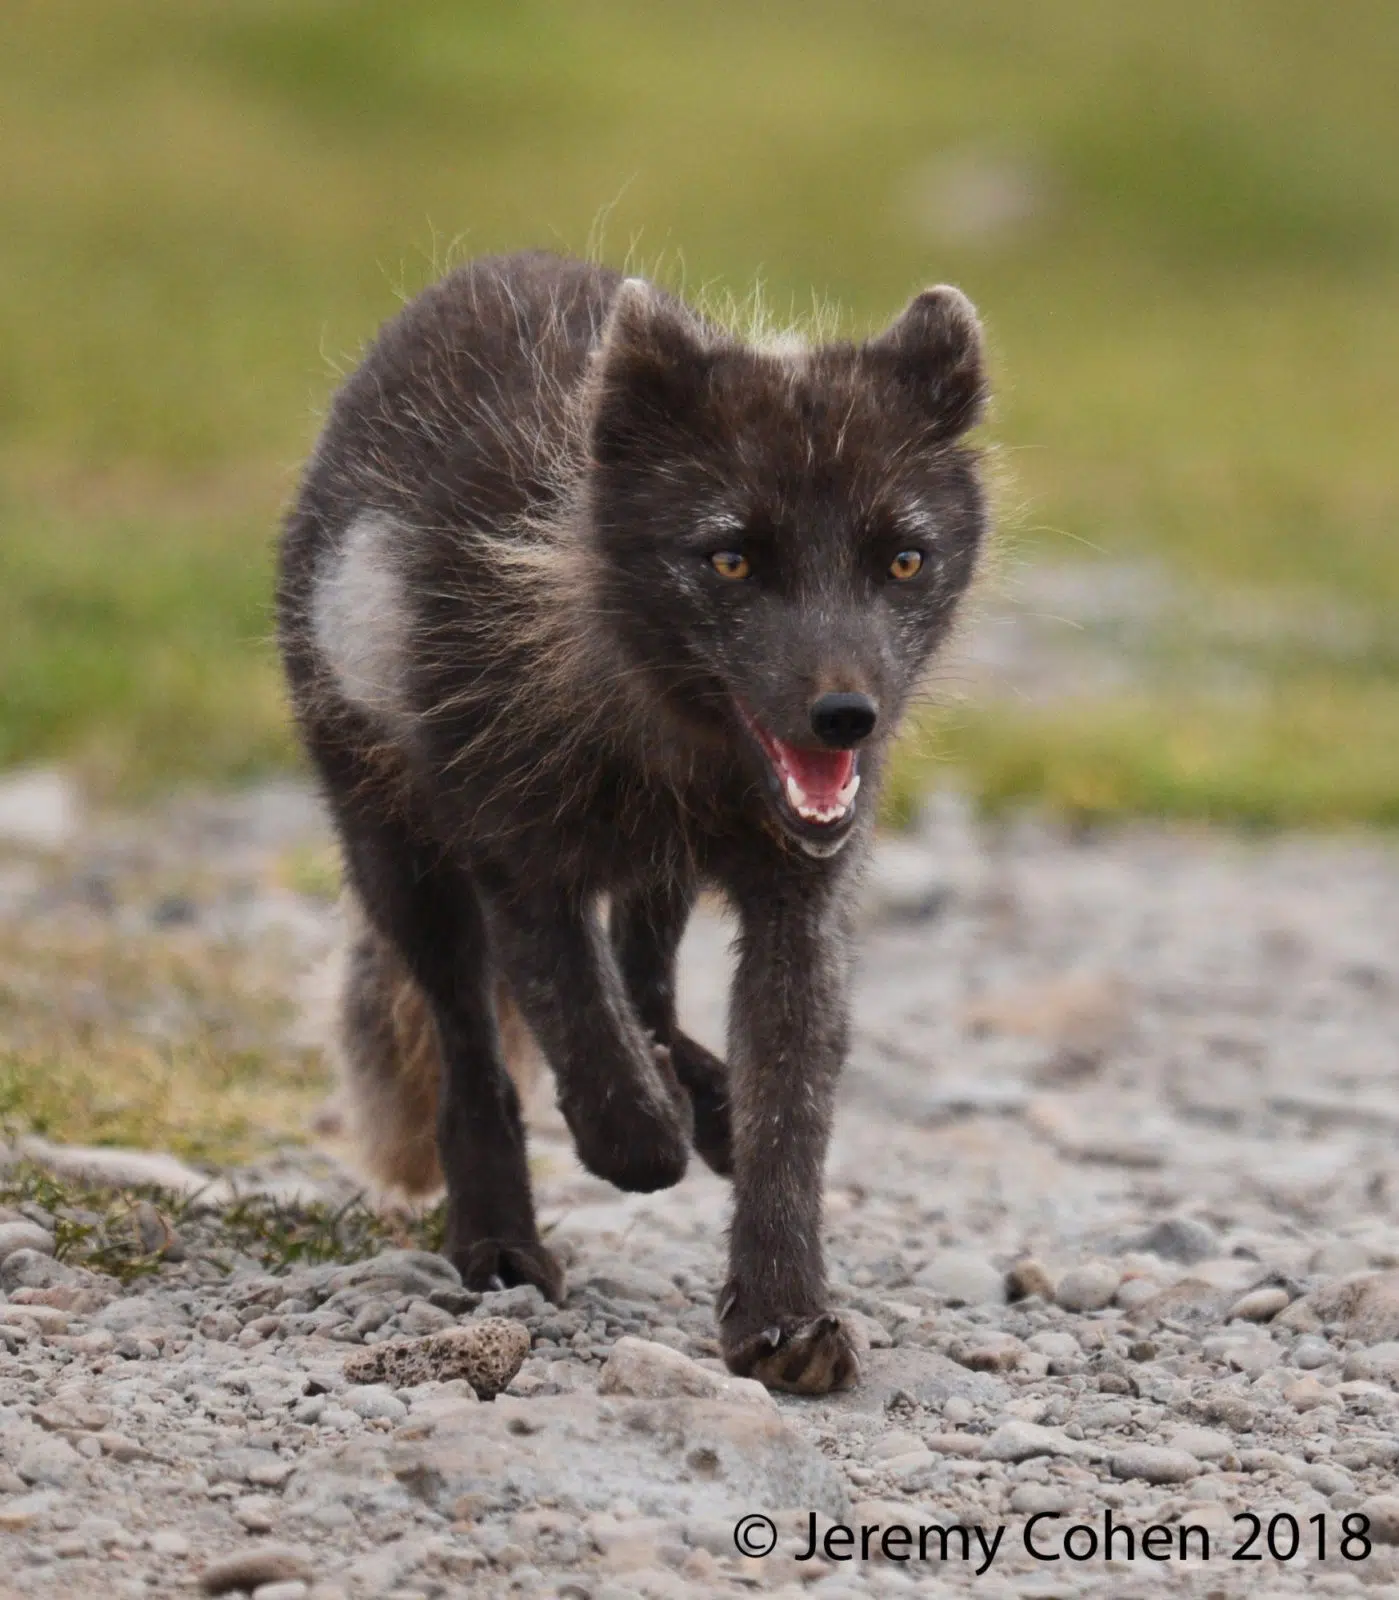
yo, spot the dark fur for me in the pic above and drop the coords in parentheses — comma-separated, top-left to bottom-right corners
(276, 251, 988, 1392)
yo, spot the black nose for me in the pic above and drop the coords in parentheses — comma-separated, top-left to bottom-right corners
(809, 691, 878, 748)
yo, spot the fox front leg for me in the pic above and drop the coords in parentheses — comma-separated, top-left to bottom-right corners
(718, 876, 861, 1394)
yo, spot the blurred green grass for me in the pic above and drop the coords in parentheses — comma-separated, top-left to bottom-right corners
(3, 0, 1397, 820)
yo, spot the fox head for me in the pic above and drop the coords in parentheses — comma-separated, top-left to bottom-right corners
(582, 276, 989, 856)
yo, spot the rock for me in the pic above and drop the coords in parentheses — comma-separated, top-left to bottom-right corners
(1279, 1271, 1399, 1344)
(199, 1546, 315, 1595)
(1227, 1286, 1289, 1322)
(1305, 1463, 1354, 1498)
(342, 1385, 407, 1422)
(1165, 1426, 1233, 1461)
(0, 767, 78, 849)
(250, 1585, 308, 1600)
(1127, 1278, 1235, 1330)
(597, 1337, 774, 1408)
(1342, 1341, 1399, 1383)
(325, 1250, 462, 1302)
(913, 1250, 1005, 1306)
(1359, 1495, 1399, 1545)
(1110, 1446, 1199, 1484)
(16, 1434, 81, 1487)
(951, 1331, 1025, 1373)
(1055, 1261, 1122, 1312)
(1005, 1258, 1055, 1302)
(233, 1494, 279, 1532)
(0, 1248, 88, 1294)
(1283, 1375, 1335, 1412)
(982, 1421, 1078, 1463)
(475, 1284, 549, 1321)
(1132, 1217, 1219, 1265)
(0, 1220, 55, 1264)
(1010, 1483, 1073, 1515)
(286, 1392, 849, 1524)
(398, 1299, 456, 1336)
(0, 1492, 61, 1531)
(343, 1318, 529, 1400)
(1292, 1337, 1335, 1370)
(1308, 1240, 1370, 1277)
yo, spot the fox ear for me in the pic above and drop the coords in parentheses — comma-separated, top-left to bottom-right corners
(590, 278, 712, 464)
(866, 285, 987, 440)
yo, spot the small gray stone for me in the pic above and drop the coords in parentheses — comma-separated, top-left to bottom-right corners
(0, 1248, 84, 1293)
(0, 1221, 55, 1264)
(474, 1283, 549, 1321)
(1010, 1483, 1073, 1515)
(1342, 1341, 1399, 1383)
(1305, 1463, 1354, 1497)
(1280, 1271, 1399, 1344)
(913, 1250, 1006, 1306)
(1292, 1337, 1335, 1370)
(251, 1585, 308, 1600)
(342, 1385, 407, 1422)
(1166, 1426, 1233, 1461)
(1055, 1261, 1122, 1313)
(233, 1494, 278, 1532)
(17, 1434, 81, 1487)
(1110, 1445, 1199, 1484)
(1358, 1495, 1399, 1545)
(1134, 1217, 1218, 1265)
(982, 1420, 1077, 1463)
(1308, 1240, 1370, 1277)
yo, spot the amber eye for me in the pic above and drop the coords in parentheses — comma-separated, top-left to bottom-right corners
(888, 550, 923, 581)
(710, 550, 751, 580)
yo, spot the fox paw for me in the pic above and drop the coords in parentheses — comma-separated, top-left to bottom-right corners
(723, 1311, 862, 1395)
(452, 1237, 565, 1304)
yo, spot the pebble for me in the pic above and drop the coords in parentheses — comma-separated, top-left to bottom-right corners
(1133, 1217, 1219, 1265)
(1055, 1261, 1122, 1312)
(199, 1546, 315, 1595)
(1309, 1239, 1371, 1276)
(250, 1585, 309, 1600)
(1361, 1495, 1399, 1545)
(913, 1250, 1005, 1305)
(343, 1318, 529, 1399)
(1109, 1445, 1200, 1484)
(341, 1385, 407, 1422)
(982, 1420, 1078, 1462)
(0, 1220, 56, 1263)
(1283, 1375, 1335, 1412)
(1166, 1426, 1233, 1461)
(1227, 1285, 1290, 1322)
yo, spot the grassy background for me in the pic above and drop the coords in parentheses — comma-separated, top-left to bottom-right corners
(4, 0, 1398, 822)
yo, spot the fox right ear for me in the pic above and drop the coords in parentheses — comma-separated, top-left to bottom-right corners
(590, 279, 712, 464)
(866, 285, 987, 440)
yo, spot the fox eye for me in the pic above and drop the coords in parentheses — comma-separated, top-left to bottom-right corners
(888, 549, 924, 581)
(709, 550, 751, 580)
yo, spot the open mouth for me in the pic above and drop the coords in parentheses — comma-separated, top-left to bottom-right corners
(739, 708, 861, 845)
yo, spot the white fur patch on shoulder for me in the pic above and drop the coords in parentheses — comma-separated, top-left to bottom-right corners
(312, 513, 410, 724)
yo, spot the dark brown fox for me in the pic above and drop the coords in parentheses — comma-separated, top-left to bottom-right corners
(276, 251, 988, 1393)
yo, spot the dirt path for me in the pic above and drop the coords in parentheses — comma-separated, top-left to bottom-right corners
(2, 778, 1399, 1597)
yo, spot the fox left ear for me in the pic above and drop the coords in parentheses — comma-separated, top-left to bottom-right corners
(866, 285, 987, 440)
(589, 278, 713, 467)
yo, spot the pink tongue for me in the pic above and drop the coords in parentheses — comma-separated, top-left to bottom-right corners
(773, 739, 855, 807)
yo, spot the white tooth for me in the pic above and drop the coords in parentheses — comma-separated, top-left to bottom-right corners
(785, 774, 805, 810)
(837, 774, 861, 806)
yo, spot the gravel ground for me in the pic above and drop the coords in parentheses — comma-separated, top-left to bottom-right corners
(3, 777, 1399, 1598)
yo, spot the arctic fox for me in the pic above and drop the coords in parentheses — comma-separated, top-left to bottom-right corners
(277, 252, 988, 1392)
